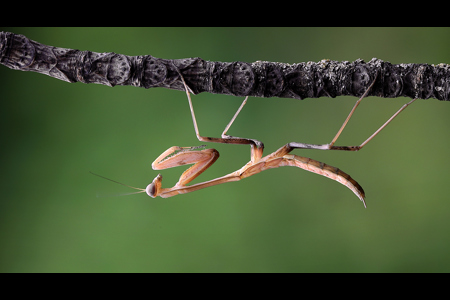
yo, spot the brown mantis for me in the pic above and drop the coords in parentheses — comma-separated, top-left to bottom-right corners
(92, 72, 417, 208)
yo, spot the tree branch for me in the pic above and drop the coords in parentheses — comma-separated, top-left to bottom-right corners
(1, 31, 449, 101)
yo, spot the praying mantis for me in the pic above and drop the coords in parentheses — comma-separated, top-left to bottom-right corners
(92, 72, 417, 208)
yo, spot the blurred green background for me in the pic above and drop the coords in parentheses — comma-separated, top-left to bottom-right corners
(1, 27, 450, 272)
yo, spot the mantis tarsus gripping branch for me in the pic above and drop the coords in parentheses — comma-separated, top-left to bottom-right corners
(92, 72, 417, 208)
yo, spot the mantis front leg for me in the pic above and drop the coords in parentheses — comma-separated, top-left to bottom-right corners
(152, 146, 219, 187)
(145, 144, 228, 198)
(90, 145, 223, 199)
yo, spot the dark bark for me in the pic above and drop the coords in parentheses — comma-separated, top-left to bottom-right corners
(1, 31, 450, 101)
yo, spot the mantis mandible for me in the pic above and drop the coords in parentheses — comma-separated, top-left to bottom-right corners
(92, 72, 417, 208)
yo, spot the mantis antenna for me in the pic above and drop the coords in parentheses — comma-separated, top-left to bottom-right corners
(90, 171, 149, 196)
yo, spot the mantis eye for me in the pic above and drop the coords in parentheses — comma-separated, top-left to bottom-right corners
(146, 174, 162, 198)
(146, 183, 156, 198)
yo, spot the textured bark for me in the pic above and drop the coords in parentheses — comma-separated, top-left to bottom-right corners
(1, 31, 450, 101)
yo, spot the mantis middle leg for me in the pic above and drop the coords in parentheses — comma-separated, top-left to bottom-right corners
(178, 73, 264, 163)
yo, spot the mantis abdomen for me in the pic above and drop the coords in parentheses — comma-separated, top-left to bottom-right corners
(241, 154, 366, 207)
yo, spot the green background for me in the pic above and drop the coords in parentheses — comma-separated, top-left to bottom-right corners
(1, 27, 450, 272)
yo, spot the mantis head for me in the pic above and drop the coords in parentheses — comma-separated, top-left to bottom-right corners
(146, 174, 162, 198)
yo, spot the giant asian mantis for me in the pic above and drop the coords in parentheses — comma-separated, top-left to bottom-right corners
(92, 72, 417, 208)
